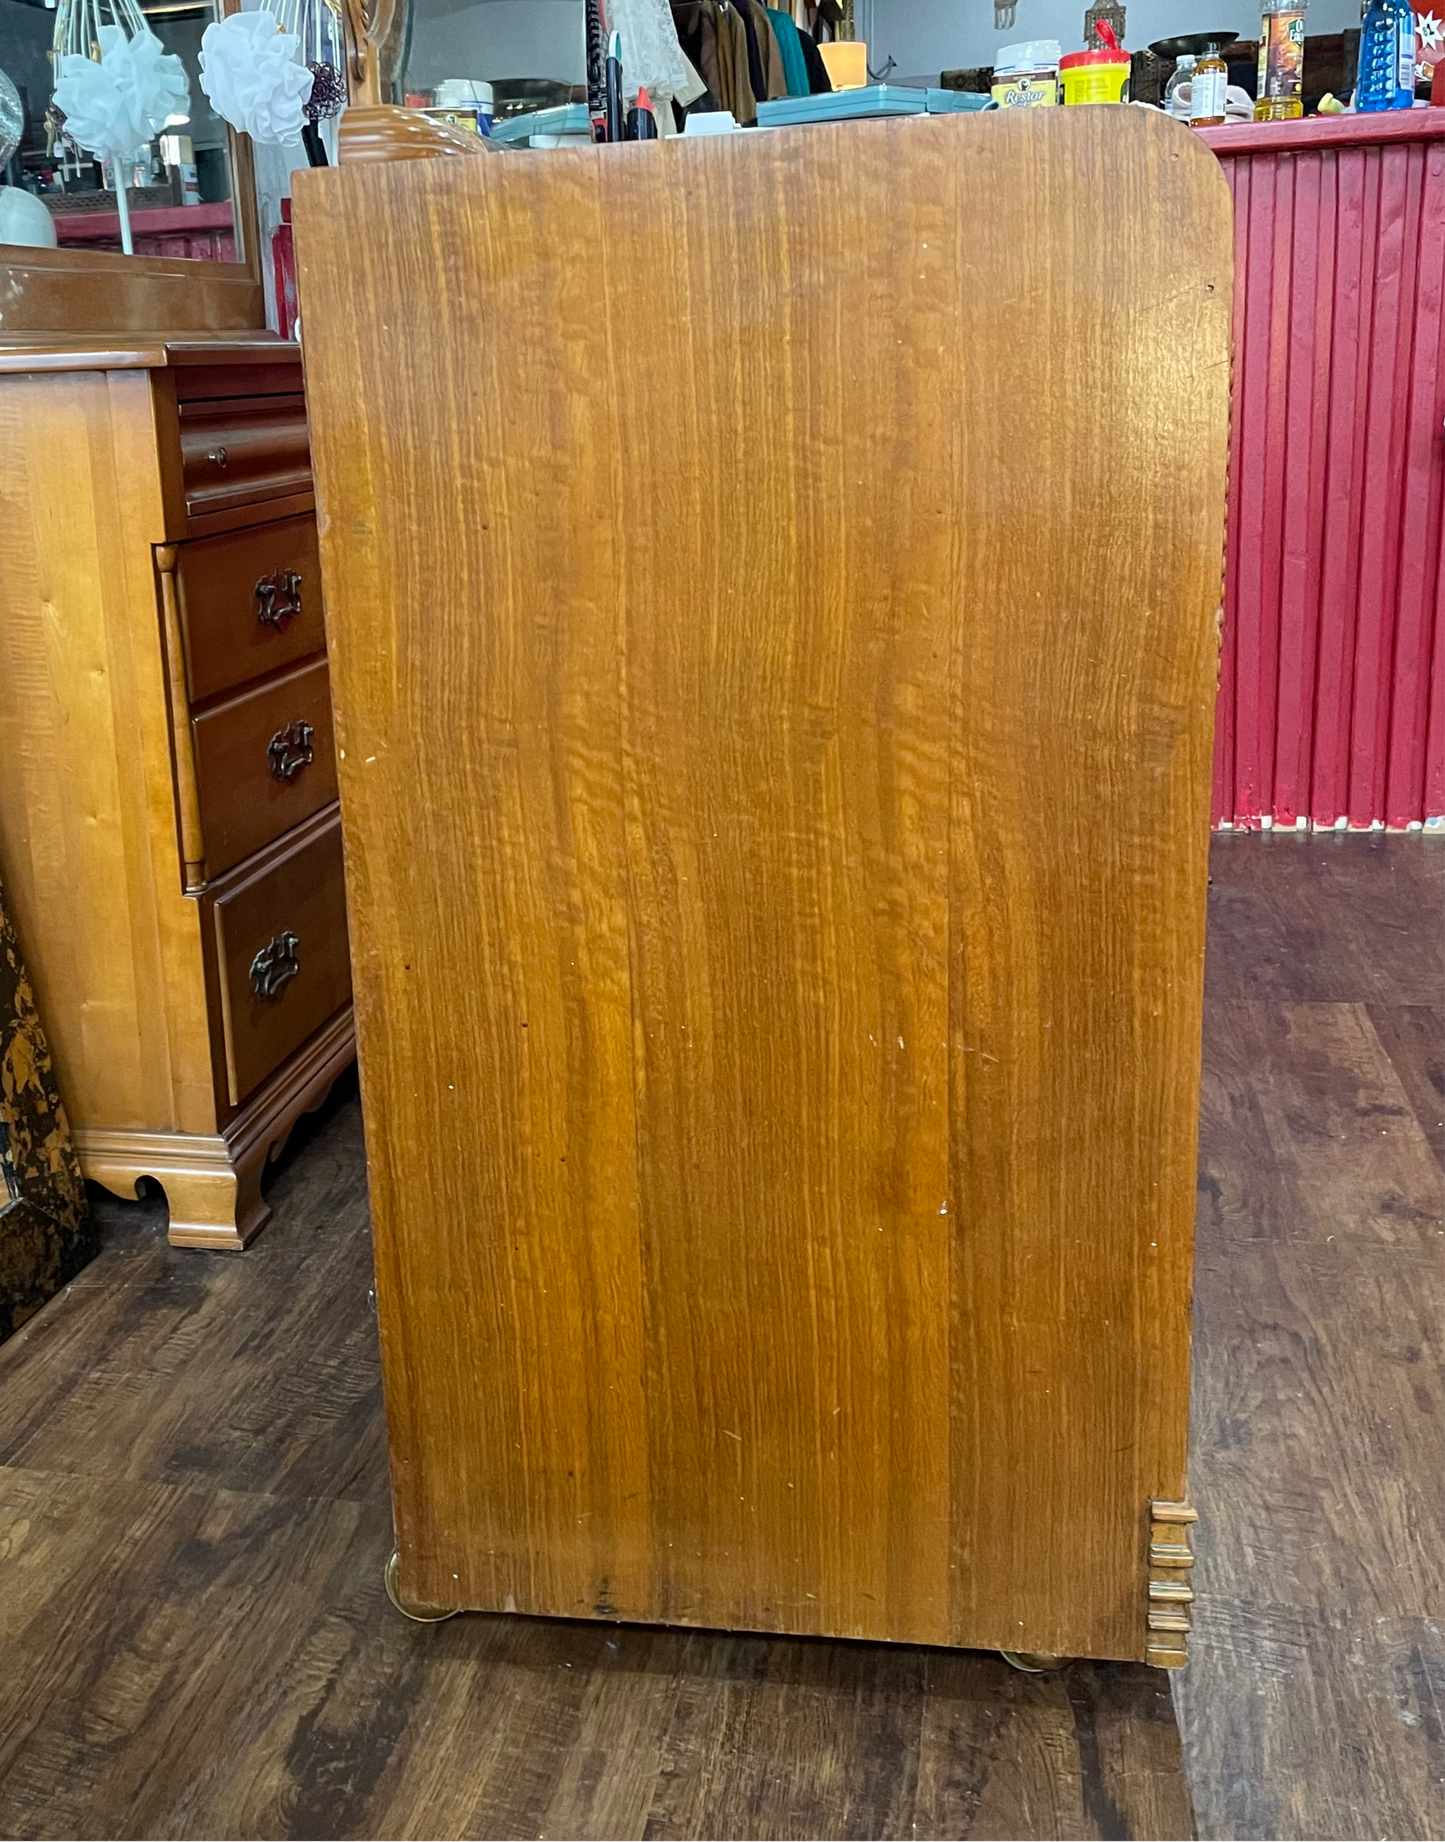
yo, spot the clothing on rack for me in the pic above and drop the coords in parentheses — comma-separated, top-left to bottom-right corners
(735, 0, 768, 103)
(764, 5, 810, 95)
(669, 1, 727, 111)
(607, 0, 692, 102)
(795, 24, 834, 92)
(713, 0, 757, 121)
(749, 0, 790, 98)
(669, 0, 819, 121)
(656, 55, 707, 132)
(735, 0, 787, 104)
(669, 2, 715, 100)
(670, 0, 751, 119)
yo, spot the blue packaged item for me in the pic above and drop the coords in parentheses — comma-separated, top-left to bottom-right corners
(1395, 0, 1418, 105)
(490, 103, 593, 143)
(756, 85, 929, 126)
(1358, 0, 1417, 109)
(925, 88, 997, 110)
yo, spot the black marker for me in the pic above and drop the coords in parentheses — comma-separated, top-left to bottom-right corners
(627, 84, 659, 139)
(605, 30, 624, 142)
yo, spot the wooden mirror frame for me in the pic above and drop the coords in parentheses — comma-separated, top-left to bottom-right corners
(0, 0, 412, 336)
(0, 0, 277, 335)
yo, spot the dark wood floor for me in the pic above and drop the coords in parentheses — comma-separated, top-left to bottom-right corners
(0, 835, 1439, 1841)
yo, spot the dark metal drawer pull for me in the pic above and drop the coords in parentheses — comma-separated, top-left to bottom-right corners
(255, 568, 303, 630)
(250, 930, 300, 1001)
(207, 446, 228, 468)
(267, 719, 315, 782)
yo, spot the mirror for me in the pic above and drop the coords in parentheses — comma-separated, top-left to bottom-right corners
(0, 0, 251, 262)
(399, 0, 583, 122)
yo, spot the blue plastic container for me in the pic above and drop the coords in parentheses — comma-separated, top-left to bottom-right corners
(1358, 0, 1417, 109)
(756, 86, 928, 127)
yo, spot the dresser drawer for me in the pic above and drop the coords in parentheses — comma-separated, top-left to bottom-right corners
(174, 361, 304, 403)
(174, 515, 323, 706)
(191, 656, 338, 880)
(179, 393, 311, 520)
(207, 808, 352, 1106)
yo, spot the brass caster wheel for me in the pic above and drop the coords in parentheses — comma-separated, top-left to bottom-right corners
(384, 1550, 460, 1624)
(1001, 1649, 1071, 1673)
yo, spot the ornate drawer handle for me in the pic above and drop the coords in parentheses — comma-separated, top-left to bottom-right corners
(267, 719, 315, 783)
(250, 929, 300, 1001)
(207, 446, 228, 468)
(255, 568, 303, 630)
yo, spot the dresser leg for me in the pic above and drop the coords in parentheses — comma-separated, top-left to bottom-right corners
(73, 1009, 356, 1252)
(162, 1154, 271, 1250)
(78, 1131, 272, 1250)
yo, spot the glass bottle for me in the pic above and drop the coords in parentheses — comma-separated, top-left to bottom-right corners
(1254, 0, 1308, 118)
(1190, 40, 1229, 122)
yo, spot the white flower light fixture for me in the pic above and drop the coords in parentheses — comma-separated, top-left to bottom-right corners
(199, 9, 315, 147)
(50, 8, 190, 254)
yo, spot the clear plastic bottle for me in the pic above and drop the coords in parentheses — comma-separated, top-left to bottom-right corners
(1164, 52, 1197, 111)
(1359, 0, 1416, 109)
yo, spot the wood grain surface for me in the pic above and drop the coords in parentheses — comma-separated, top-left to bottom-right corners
(0, 368, 217, 1135)
(0, 244, 263, 337)
(207, 807, 352, 1106)
(0, 342, 352, 1248)
(1179, 832, 1445, 1840)
(173, 512, 324, 706)
(189, 655, 338, 880)
(0, 836, 1437, 1838)
(0, 1076, 1192, 1842)
(295, 109, 1233, 1659)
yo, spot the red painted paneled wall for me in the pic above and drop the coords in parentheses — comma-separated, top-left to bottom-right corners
(1200, 113, 1445, 830)
(52, 201, 237, 263)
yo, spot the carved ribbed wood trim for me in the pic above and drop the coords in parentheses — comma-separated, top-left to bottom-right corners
(1146, 1499, 1197, 1668)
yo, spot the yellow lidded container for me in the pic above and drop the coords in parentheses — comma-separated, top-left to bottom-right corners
(1059, 21, 1131, 104)
(1059, 46, 1131, 102)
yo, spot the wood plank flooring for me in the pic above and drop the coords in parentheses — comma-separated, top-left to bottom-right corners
(0, 833, 1439, 1841)
(1181, 833, 1444, 1842)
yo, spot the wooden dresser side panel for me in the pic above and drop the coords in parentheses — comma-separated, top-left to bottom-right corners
(0, 369, 216, 1135)
(298, 109, 1229, 1660)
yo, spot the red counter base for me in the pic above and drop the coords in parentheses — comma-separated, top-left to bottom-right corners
(1198, 112, 1445, 832)
(51, 200, 236, 262)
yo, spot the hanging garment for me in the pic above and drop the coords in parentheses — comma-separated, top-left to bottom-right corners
(669, 0, 757, 121)
(742, 0, 789, 98)
(608, 0, 691, 103)
(712, 0, 758, 122)
(764, 5, 810, 95)
(732, 0, 768, 106)
(670, 1, 722, 108)
(796, 25, 833, 91)
(656, 55, 707, 132)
